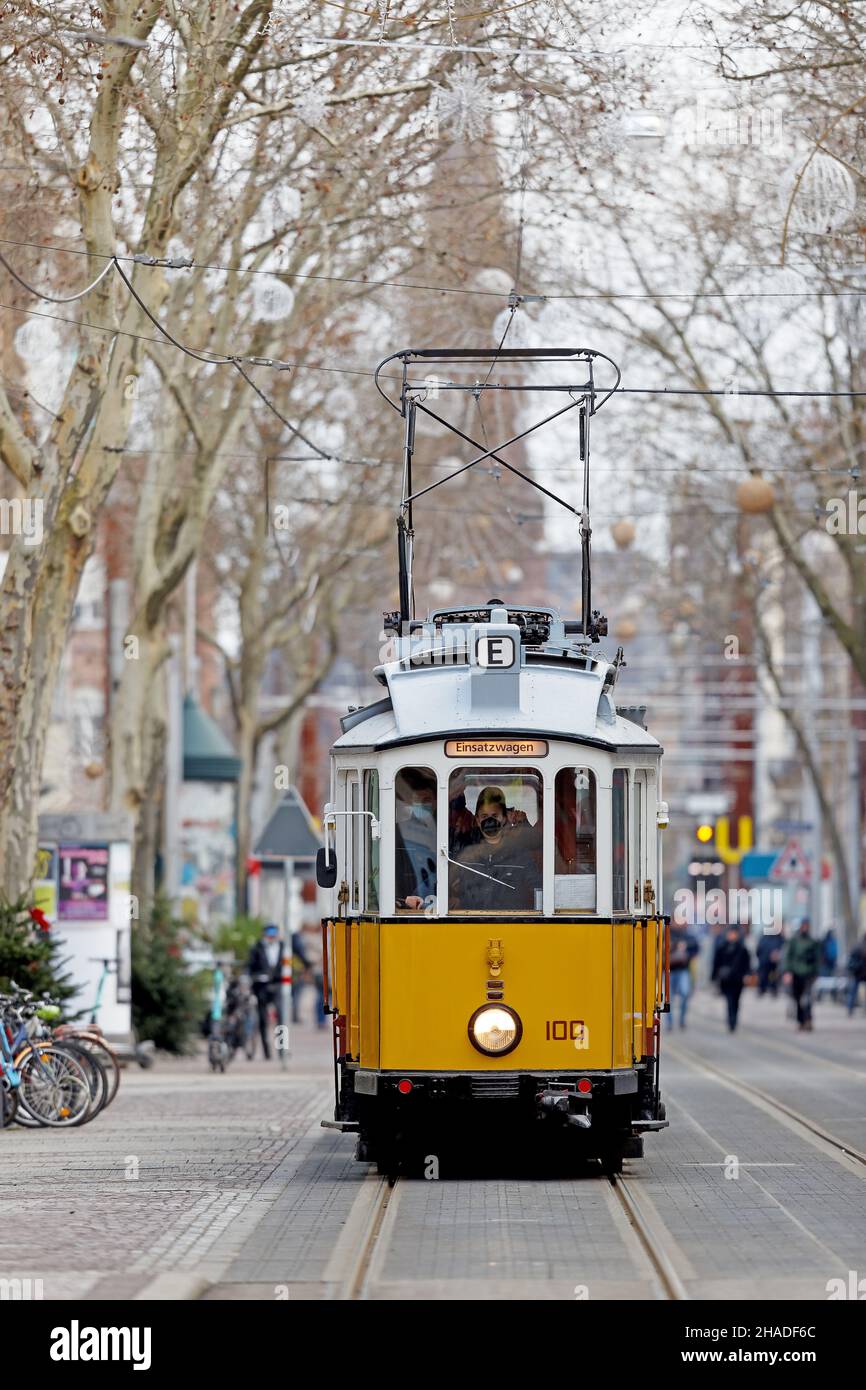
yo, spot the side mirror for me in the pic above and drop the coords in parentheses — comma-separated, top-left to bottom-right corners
(316, 846, 338, 889)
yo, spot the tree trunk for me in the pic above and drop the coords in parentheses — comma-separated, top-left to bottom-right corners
(234, 703, 260, 917)
(0, 507, 95, 898)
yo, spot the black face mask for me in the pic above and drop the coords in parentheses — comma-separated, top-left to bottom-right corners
(480, 815, 503, 835)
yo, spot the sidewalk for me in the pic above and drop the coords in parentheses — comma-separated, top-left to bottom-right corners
(0, 1024, 334, 1300)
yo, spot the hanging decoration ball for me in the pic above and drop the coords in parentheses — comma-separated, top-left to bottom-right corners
(780, 152, 856, 235)
(611, 519, 636, 550)
(736, 476, 775, 514)
(618, 617, 638, 641)
(253, 276, 295, 324)
(429, 578, 456, 604)
(474, 267, 513, 297)
(83, 762, 103, 780)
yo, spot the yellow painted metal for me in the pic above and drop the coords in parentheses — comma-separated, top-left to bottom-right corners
(342, 918, 665, 1073)
(332, 919, 348, 1017)
(375, 920, 615, 1071)
(349, 920, 361, 1058)
(612, 921, 635, 1067)
(359, 921, 380, 1067)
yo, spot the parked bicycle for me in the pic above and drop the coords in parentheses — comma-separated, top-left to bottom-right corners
(0, 983, 122, 1128)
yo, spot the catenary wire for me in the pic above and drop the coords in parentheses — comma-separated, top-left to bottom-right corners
(2, 237, 866, 303)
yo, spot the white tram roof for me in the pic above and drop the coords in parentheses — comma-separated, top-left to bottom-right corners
(333, 604, 661, 756)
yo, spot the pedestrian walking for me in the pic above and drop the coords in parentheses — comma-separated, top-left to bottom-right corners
(247, 922, 284, 1059)
(821, 927, 839, 974)
(667, 922, 699, 1029)
(782, 918, 820, 1032)
(756, 928, 784, 998)
(291, 931, 312, 1024)
(711, 926, 752, 1033)
(846, 935, 866, 1016)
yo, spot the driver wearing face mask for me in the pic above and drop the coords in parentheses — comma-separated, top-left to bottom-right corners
(395, 776, 438, 910)
(451, 786, 541, 911)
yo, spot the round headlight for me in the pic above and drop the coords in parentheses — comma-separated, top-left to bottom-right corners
(468, 1004, 522, 1057)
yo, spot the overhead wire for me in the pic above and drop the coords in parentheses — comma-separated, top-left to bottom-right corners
(3, 237, 866, 303)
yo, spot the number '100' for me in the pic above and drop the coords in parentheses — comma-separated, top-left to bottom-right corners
(545, 1019, 586, 1041)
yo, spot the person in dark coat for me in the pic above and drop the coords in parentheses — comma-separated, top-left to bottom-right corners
(711, 926, 752, 1032)
(756, 929, 784, 997)
(847, 935, 866, 1016)
(783, 919, 821, 1031)
(247, 923, 284, 1059)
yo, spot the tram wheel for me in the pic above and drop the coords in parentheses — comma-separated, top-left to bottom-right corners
(599, 1146, 625, 1175)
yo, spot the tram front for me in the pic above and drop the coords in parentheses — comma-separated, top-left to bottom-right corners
(319, 602, 670, 1174)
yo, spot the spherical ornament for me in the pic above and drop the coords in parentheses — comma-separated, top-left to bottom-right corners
(83, 761, 103, 780)
(780, 153, 857, 234)
(736, 476, 775, 514)
(253, 276, 294, 323)
(14, 319, 58, 364)
(503, 563, 524, 584)
(429, 578, 456, 604)
(473, 268, 513, 297)
(618, 617, 637, 640)
(611, 519, 636, 550)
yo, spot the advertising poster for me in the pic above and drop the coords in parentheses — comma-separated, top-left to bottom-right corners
(58, 845, 109, 921)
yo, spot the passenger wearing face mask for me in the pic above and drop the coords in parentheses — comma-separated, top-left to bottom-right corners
(452, 786, 541, 912)
(395, 772, 438, 911)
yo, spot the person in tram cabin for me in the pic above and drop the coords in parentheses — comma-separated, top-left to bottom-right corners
(451, 785, 542, 912)
(395, 768, 438, 911)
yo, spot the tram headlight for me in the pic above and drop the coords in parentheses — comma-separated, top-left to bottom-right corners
(468, 1005, 522, 1057)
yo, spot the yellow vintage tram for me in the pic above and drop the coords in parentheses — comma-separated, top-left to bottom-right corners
(317, 349, 670, 1174)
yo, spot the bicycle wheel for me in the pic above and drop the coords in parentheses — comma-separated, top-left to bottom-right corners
(61, 1041, 108, 1122)
(16, 1044, 92, 1126)
(60, 1032, 120, 1107)
(1, 1085, 17, 1128)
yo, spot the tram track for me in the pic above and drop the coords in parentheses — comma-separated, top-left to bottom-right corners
(339, 1174, 398, 1300)
(336, 1166, 689, 1300)
(669, 1043, 866, 1172)
(609, 1173, 689, 1300)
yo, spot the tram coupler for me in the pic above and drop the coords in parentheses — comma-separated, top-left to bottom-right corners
(537, 1087, 591, 1128)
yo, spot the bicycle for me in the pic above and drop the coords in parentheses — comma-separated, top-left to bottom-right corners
(8, 997, 110, 1126)
(207, 965, 230, 1073)
(0, 989, 91, 1127)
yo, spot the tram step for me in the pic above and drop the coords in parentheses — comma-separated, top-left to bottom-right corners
(631, 1119, 669, 1131)
(321, 1119, 360, 1132)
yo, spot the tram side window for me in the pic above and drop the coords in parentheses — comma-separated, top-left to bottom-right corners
(395, 768, 437, 913)
(554, 768, 597, 911)
(612, 769, 628, 913)
(365, 769, 380, 912)
(448, 767, 543, 913)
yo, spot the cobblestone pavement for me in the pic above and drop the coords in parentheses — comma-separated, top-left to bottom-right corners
(2, 992, 865, 1301)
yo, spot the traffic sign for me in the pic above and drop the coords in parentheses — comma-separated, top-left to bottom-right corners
(769, 837, 812, 883)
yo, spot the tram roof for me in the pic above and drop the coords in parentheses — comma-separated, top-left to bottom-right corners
(332, 604, 661, 756)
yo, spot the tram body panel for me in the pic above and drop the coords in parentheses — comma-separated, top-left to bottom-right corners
(374, 919, 614, 1071)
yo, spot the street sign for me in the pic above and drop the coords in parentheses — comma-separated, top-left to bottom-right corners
(769, 837, 812, 883)
(772, 819, 814, 834)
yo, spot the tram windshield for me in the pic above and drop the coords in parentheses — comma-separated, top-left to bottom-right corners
(448, 768, 543, 912)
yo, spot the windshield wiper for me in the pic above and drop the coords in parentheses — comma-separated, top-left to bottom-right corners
(440, 846, 516, 891)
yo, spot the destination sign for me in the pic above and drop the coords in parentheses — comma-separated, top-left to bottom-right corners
(444, 738, 548, 758)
